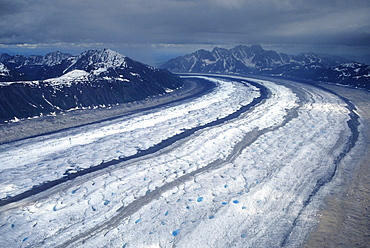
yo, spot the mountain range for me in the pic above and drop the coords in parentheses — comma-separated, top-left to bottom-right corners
(0, 49, 183, 123)
(1, 45, 369, 123)
(162, 45, 370, 90)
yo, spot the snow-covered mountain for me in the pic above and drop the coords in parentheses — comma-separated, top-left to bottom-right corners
(162, 45, 346, 73)
(0, 51, 72, 68)
(0, 49, 184, 122)
(162, 45, 370, 89)
(64, 49, 128, 73)
(0, 51, 73, 80)
(317, 62, 370, 89)
(0, 63, 10, 78)
(0, 62, 25, 81)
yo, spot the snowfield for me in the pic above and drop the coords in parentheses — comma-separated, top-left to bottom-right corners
(0, 75, 357, 247)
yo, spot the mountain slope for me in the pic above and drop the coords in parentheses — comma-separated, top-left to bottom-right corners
(0, 51, 73, 81)
(162, 45, 345, 73)
(317, 63, 370, 90)
(0, 63, 24, 81)
(162, 45, 369, 89)
(0, 49, 184, 123)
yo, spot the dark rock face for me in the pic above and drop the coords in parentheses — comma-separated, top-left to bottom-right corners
(162, 45, 297, 73)
(162, 45, 350, 74)
(162, 45, 369, 89)
(0, 51, 72, 69)
(0, 49, 183, 122)
(317, 63, 370, 90)
(0, 63, 27, 82)
(0, 51, 73, 81)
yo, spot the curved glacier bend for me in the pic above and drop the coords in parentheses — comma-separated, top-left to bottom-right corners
(0, 77, 267, 206)
(54, 76, 302, 247)
(280, 80, 360, 247)
(0, 75, 359, 248)
(0, 78, 212, 145)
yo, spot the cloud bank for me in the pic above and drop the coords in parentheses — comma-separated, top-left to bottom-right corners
(1, 0, 369, 63)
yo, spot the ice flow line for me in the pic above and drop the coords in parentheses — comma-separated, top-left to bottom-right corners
(0, 77, 268, 207)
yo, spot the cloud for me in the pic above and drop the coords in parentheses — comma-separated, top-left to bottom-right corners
(0, 0, 369, 62)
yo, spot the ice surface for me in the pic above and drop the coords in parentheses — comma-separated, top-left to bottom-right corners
(0, 77, 258, 198)
(0, 75, 354, 248)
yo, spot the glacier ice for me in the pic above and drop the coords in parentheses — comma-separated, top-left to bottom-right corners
(0, 75, 356, 248)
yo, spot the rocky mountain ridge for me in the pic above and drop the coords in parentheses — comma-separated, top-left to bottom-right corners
(162, 45, 370, 90)
(0, 49, 184, 122)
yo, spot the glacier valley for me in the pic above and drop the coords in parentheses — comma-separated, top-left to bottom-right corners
(0, 74, 360, 247)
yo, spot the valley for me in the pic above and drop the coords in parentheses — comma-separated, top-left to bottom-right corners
(0, 74, 367, 247)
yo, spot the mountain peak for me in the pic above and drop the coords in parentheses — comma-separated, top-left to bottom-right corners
(43, 51, 72, 66)
(45, 50, 71, 57)
(0, 63, 10, 77)
(0, 53, 11, 63)
(0, 48, 184, 122)
(77, 48, 126, 64)
(250, 44, 264, 53)
(162, 44, 355, 76)
(64, 49, 127, 74)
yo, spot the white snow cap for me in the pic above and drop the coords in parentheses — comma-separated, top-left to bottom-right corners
(0, 63, 10, 77)
(64, 48, 128, 74)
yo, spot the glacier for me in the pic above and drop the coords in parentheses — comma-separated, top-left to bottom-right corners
(0, 75, 358, 247)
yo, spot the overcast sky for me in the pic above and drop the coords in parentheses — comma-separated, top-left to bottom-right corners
(1, 0, 370, 65)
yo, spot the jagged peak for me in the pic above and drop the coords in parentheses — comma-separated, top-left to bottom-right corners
(192, 49, 212, 58)
(212, 47, 228, 52)
(43, 51, 72, 66)
(250, 44, 264, 53)
(211, 47, 230, 59)
(0, 53, 11, 63)
(45, 50, 71, 57)
(65, 49, 127, 73)
(233, 44, 249, 50)
(194, 49, 209, 54)
(78, 48, 125, 60)
(0, 63, 10, 76)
